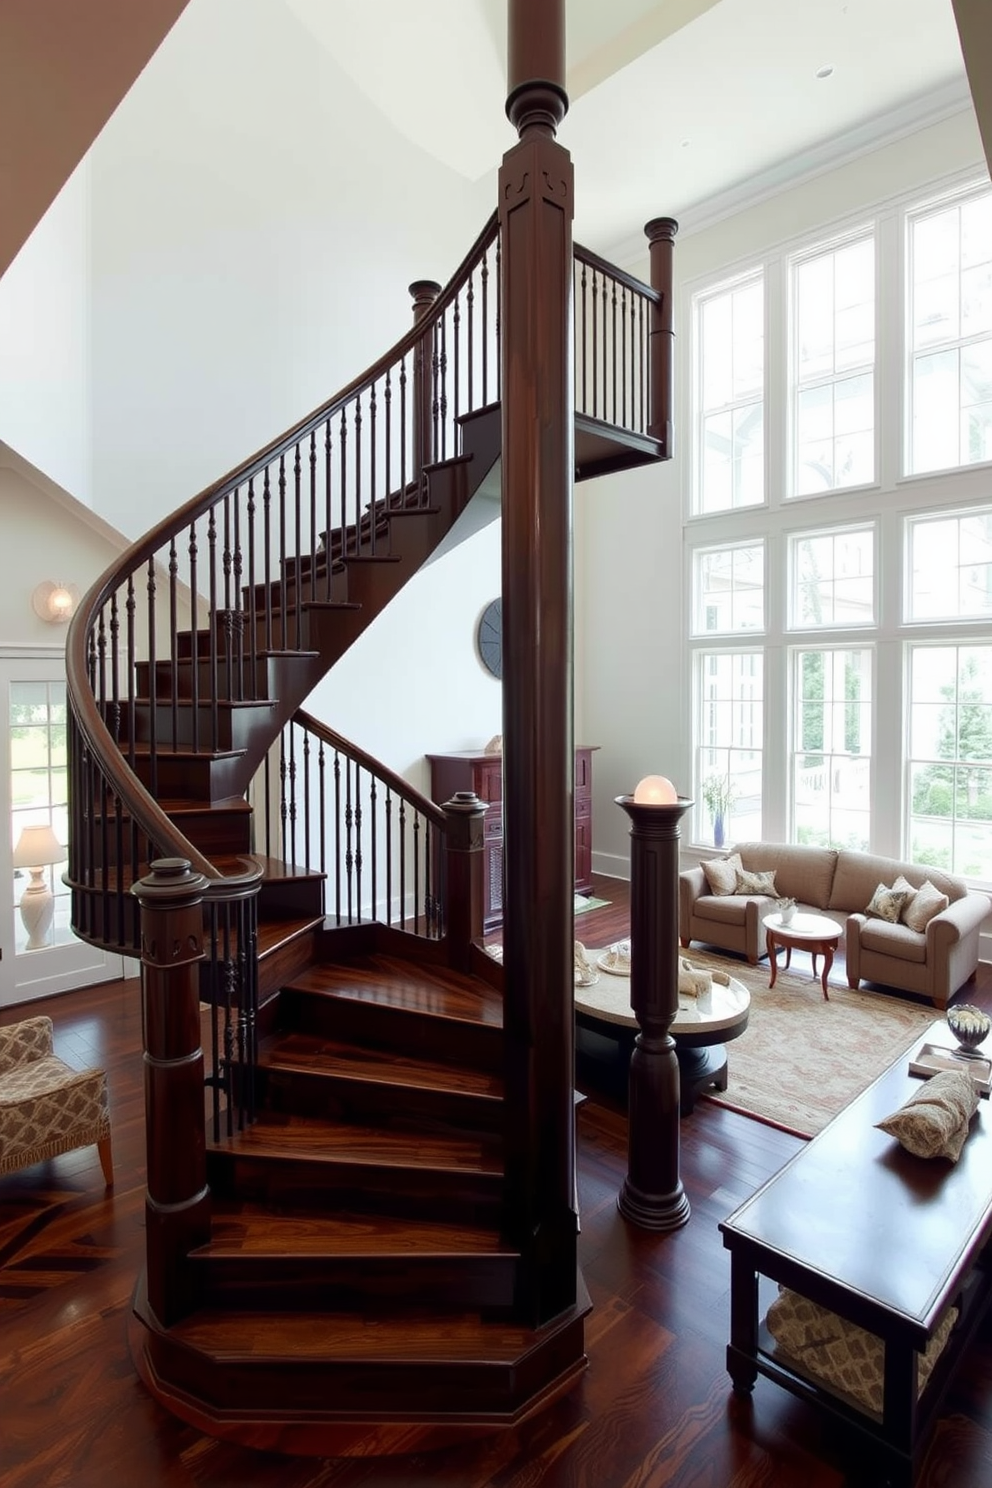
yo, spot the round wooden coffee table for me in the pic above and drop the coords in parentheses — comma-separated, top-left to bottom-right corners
(762, 911, 841, 1001)
(574, 951, 750, 1113)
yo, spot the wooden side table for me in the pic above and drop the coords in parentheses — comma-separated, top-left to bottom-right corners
(762, 911, 841, 1001)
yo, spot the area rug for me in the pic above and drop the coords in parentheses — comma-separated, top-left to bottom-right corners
(686, 950, 936, 1137)
(574, 894, 611, 915)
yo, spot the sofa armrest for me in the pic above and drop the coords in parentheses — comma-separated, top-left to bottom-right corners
(0, 1015, 54, 1075)
(928, 891, 991, 945)
(679, 867, 707, 940)
(844, 912, 867, 988)
(927, 892, 990, 1009)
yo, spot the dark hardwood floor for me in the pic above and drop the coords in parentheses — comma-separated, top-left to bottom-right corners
(2, 873, 992, 1487)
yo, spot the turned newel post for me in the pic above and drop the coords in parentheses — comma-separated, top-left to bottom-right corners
(409, 279, 442, 487)
(132, 857, 211, 1325)
(441, 791, 487, 972)
(615, 785, 692, 1231)
(645, 217, 679, 457)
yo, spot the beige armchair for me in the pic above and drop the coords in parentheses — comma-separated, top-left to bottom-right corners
(0, 1015, 112, 1184)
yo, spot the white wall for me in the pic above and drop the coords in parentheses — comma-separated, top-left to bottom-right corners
(0, 450, 124, 647)
(305, 518, 504, 794)
(578, 108, 987, 879)
(0, 164, 92, 506)
(86, 0, 494, 541)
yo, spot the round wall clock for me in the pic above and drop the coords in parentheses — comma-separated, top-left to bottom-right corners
(476, 598, 502, 679)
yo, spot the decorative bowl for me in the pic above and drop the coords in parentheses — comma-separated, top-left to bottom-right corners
(946, 1004, 992, 1058)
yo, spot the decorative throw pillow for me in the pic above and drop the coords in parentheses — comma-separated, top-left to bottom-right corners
(902, 878, 950, 933)
(892, 873, 918, 907)
(701, 852, 742, 896)
(876, 1069, 978, 1162)
(865, 882, 913, 924)
(735, 867, 777, 896)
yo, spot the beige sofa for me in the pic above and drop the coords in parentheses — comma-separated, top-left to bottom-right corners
(679, 842, 990, 1008)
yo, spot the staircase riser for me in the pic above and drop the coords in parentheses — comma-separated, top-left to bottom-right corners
(132, 752, 246, 801)
(280, 988, 503, 1075)
(206, 1152, 502, 1223)
(190, 1255, 517, 1313)
(142, 1327, 573, 1418)
(135, 655, 309, 701)
(116, 701, 274, 753)
(260, 1066, 503, 1133)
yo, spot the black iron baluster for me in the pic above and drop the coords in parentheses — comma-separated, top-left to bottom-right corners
(262, 466, 273, 653)
(318, 738, 327, 905)
(467, 272, 475, 411)
(302, 729, 311, 874)
(188, 520, 199, 752)
(207, 509, 219, 749)
(308, 429, 318, 608)
(293, 441, 302, 650)
(494, 232, 501, 400)
(277, 453, 287, 651)
(369, 381, 378, 554)
(398, 797, 406, 931)
(580, 259, 588, 414)
(384, 788, 393, 927)
(413, 813, 421, 935)
(369, 777, 378, 926)
(481, 252, 489, 407)
(384, 368, 393, 515)
(333, 749, 342, 925)
(338, 408, 347, 561)
(168, 537, 179, 753)
(354, 393, 362, 555)
(344, 759, 354, 923)
(399, 355, 408, 501)
(146, 558, 158, 799)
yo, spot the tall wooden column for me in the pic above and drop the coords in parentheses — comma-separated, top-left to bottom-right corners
(409, 279, 441, 487)
(499, 0, 577, 1323)
(133, 857, 211, 1325)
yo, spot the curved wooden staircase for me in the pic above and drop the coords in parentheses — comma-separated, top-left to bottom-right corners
(65, 201, 673, 1452)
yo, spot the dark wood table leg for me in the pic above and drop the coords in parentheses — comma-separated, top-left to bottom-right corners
(766, 930, 780, 989)
(727, 1249, 760, 1396)
(819, 942, 834, 1000)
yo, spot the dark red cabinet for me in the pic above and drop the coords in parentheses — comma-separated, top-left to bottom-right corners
(427, 747, 597, 932)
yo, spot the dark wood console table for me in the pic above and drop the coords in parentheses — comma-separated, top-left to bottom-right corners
(427, 746, 597, 932)
(719, 1020, 992, 1486)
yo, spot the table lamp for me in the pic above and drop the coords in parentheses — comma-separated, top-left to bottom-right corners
(13, 824, 67, 950)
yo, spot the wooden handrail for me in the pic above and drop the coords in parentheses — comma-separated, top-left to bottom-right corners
(293, 709, 447, 831)
(573, 241, 658, 305)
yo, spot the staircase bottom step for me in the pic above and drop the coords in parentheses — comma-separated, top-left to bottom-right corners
(130, 1269, 590, 1457)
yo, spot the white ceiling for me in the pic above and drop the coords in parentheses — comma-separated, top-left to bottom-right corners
(285, 0, 970, 252)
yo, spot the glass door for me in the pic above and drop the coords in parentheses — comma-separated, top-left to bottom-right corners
(0, 656, 123, 1006)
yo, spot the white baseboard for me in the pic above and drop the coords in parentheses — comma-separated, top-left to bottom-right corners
(591, 851, 630, 882)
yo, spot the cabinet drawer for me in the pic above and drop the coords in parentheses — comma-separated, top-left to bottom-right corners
(484, 807, 503, 839)
(476, 762, 502, 804)
(574, 793, 592, 821)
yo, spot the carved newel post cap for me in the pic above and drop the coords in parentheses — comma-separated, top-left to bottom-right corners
(644, 217, 679, 244)
(132, 857, 209, 904)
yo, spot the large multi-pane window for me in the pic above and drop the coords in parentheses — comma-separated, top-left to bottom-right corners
(686, 172, 992, 882)
(789, 526, 875, 629)
(908, 644, 992, 879)
(791, 234, 875, 495)
(907, 509, 992, 621)
(692, 543, 765, 634)
(695, 652, 763, 845)
(695, 274, 764, 514)
(908, 186, 992, 475)
(792, 648, 872, 850)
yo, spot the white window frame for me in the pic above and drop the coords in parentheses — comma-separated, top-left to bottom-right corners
(788, 226, 877, 499)
(691, 268, 765, 516)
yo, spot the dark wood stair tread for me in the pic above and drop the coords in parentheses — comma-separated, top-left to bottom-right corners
(196, 1207, 511, 1257)
(209, 1112, 503, 1173)
(260, 1031, 504, 1099)
(285, 954, 504, 1028)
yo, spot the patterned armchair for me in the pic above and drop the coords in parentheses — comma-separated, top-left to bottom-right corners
(0, 1016, 112, 1184)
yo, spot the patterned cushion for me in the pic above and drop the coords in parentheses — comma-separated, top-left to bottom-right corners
(702, 852, 742, 895)
(735, 867, 777, 896)
(876, 1069, 978, 1162)
(0, 1036, 110, 1178)
(0, 1015, 53, 1075)
(903, 879, 950, 933)
(866, 882, 913, 923)
(766, 1287, 958, 1415)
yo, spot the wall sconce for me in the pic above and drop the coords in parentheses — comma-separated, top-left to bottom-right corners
(12, 824, 67, 950)
(32, 581, 79, 625)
